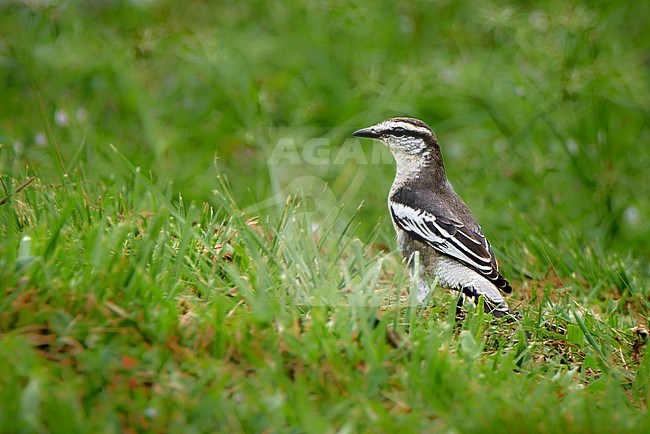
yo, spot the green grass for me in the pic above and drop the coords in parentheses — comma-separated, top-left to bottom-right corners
(1, 0, 650, 432)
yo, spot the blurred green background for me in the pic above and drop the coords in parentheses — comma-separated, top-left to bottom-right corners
(2, 0, 649, 259)
(2, 2, 650, 432)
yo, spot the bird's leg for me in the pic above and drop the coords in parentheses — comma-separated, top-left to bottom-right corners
(456, 294, 464, 317)
(455, 293, 466, 323)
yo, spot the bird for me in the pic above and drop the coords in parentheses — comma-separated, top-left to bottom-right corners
(353, 117, 512, 318)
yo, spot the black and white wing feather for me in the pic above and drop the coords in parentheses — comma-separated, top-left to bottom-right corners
(390, 202, 512, 293)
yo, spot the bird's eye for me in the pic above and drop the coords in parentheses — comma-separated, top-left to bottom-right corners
(393, 127, 407, 137)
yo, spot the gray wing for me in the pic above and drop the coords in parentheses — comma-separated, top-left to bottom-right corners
(390, 201, 512, 293)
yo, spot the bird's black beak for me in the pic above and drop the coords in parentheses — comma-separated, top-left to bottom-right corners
(353, 126, 381, 139)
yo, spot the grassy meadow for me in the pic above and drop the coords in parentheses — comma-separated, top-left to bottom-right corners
(1, 0, 650, 432)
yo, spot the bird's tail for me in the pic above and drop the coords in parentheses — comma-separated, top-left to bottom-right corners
(483, 299, 512, 319)
(458, 287, 512, 319)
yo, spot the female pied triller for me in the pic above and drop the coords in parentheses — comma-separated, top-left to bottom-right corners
(353, 117, 512, 317)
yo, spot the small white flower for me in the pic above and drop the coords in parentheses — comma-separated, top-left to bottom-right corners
(13, 141, 24, 154)
(624, 206, 641, 228)
(35, 131, 47, 146)
(55, 109, 68, 126)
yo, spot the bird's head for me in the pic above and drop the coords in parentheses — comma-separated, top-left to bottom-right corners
(353, 117, 438, 157)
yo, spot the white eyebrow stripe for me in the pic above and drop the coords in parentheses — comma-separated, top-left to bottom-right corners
(382, 121, 431, 136)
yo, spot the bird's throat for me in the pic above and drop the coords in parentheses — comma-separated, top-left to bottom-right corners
(391, 150, 447, 190)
